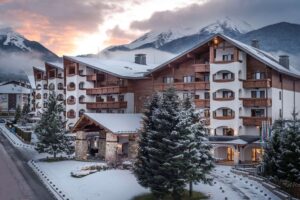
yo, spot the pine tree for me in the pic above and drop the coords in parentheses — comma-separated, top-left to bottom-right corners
(134, 88, 186, 199)
(20, 103, 30, 125)
(35, 92, 73, 159)
(177, 97, 214, 197)
(14, 105, 21, 124)
(276, 111, 300, 187)
(262, 119, 284, 181)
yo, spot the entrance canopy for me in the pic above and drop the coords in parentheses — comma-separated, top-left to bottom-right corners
(73, 113, 143, 134)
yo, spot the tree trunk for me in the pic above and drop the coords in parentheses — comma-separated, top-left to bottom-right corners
(189, 181, 193, 197)
(54, 151, 56, 159)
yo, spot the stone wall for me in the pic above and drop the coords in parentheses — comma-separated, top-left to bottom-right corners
(105, 132, 118, 162)
(128, 139, 138, 159)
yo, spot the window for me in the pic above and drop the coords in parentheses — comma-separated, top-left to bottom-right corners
(79, 95, 85, 103)
(222, 54, 233, 61)
(68, 82, 76, 91)
(43, 102, 47, 108)
(253, 72, 266, 80)
(79, 70, 84, 76)
(43, 93, 48, 99)
(96, 96, 104, 102)
(57, 83, 63, 90)
(68, 66, 76, 75)
(222, 73, 230, 80)
(48, 69, 56, 78)
(36, 84, 41, 90)
(251, 109, 265, 117)
(48, 83, 55, 90)
(79, 109, 85, 117)
(251, 90, 265, 98)
(79, 82, 85, 90)
(36, 72, 42, 80)
(223, 109, 228, 116)
(279, 91, 282, 100)
(279, 109, 282, 118)
(44, 84, 48, 90)
(135, 54, 146, 65)
(163, 76, 174, 84)
(183, 76, 194, 83)
(107, 95, 115, 102)
(204, 73, 210, 82)
(57, 94, 64, 101)
(118, 95, 124, 102)
(204, 92, 210, 99)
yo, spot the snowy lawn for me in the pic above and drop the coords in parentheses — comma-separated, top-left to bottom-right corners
(34, 160, 280, 200)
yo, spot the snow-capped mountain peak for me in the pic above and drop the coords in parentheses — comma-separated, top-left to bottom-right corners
(0, 27, 31, 51)
(200, 17, 253, 35)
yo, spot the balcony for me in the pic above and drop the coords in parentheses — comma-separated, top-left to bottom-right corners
(86, 86, 127, 95)
(87, 74, 97, 81)
(243, 79, 271, 88)
(213, 73, 235, 82)
(194, 99, 210, 108)
(241, 98, 272, 107)
(213, 109, 235, 120)
(86, 101, 127, 109)
(154, 82, 209, 91)
(67, 113, 76, 119)
(213, 90, 235, 101)
(67, 99, 76, 105)
(241, 116, 272, 126)
(193, 64, 210, 73)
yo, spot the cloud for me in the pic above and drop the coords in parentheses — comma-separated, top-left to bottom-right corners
(0, 51, 44, 86)
(0, 0, 124, 55)
(104, 25, 138, 46)
(130, 0, 300, 31)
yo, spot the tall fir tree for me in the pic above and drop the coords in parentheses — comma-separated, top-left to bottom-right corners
(177, 97, 214, 197)
(276, 111, 300, 187)
(134, 88, 186, 199)
(20, 103, 30, 125)
(14, 105, 21, 124)
(262, 119, 285, 181)
(35, 92, 73, 158)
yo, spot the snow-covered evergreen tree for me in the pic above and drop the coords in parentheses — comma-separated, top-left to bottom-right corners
(19, 103, 30, 125)
(135, 88, 187, 199)
(177, 97, 214, 197)
(276, 111, 300, 186)
(35, 92, 73, 158)
(14, 105, 21, 124)
(262, 119, 284, 181)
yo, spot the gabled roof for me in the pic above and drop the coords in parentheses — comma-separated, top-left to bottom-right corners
(146, 33, 300, 79)
(64, 56, 157, 79)
(73, 113, 143, 134)
(46, 61, 64, 70)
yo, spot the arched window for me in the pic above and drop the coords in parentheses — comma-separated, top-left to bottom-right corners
(213, 89, 234, 101)
(49, 83, 55, 91)
(79, 82, 85, 90)
(36, 84, 41, 90)
(215, 126, 234, 136)
(213, 70, 235, 82)
(36, 102, 41, 108)
(67, 96, 76, 105)
(79, 95, 85, 103)
(43, 84, 48, 90)
(57, 94, 64, 101)
(43, 93, 48, 99)
(67, 82, 76, 91)
(79, 109, 85, 117)
(213, 107, 235, 119)
(67, 110, 76, 118)
(36, 93, 41, 99)
(57, 83, 64, 90)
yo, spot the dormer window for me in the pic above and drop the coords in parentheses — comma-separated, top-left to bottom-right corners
(135, 54, 146, 65)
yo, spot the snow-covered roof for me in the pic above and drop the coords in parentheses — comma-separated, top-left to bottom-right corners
(46, 62, 64, 70)
(0, 82, 32, 94)
(146, 33, 300, 78)
(83, 113, 143, 134)
(64, 56, 157, 79)
(211, 139, 248, 145)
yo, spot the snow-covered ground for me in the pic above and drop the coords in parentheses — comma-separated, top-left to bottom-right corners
(0, 123, 280, 200)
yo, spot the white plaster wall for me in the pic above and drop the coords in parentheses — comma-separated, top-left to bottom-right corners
(125, 93, 134, 113)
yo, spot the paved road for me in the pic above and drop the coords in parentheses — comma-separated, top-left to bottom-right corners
(0, 133, 54, 200)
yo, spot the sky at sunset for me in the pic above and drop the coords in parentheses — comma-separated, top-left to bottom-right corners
(0, 0, 299, 56)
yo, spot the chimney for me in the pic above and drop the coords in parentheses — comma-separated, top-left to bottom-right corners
(279, 55, 289, 69)
(135, 54, 146, 65)
(251, 39, 259, 49)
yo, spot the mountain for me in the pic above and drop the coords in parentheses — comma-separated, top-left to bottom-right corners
(0, 27, 59, 61)
(237, 22, 300, 56)
(106, 17, 252, 53)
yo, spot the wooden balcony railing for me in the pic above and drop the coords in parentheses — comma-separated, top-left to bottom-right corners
(241, 116, 272, 126)
(87, 74, 97, 81)
(213, 93, 235, 101)
(86, 101, 127, 109)
(241, 98, 272, 107)
(154, 82, 210, 91)
(86, 86, 127, 95)
(193, 64, 210, 73)
(243, 79, 271, 88)
(194, 99, 210, 108)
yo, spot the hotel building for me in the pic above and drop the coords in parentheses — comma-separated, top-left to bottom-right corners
(33, 34, 300, 164)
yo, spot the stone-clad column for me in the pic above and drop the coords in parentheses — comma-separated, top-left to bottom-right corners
(105, 132, 118, 162)
(128, 135, 139, 159)
(75, 131, 88, 160)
